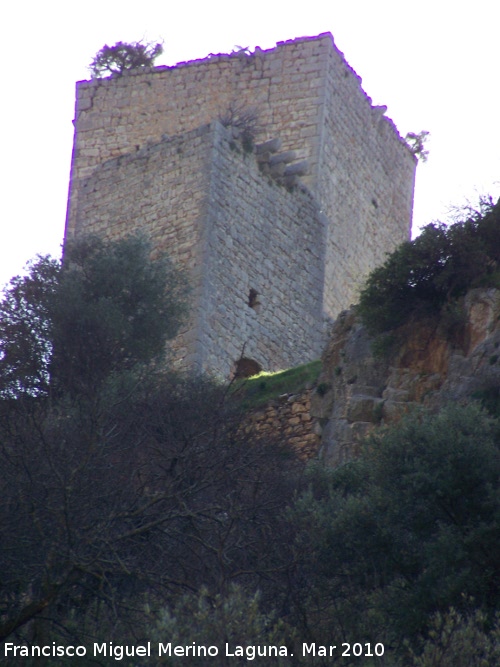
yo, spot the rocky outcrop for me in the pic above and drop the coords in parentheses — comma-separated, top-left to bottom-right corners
(311, 288, 500, 466)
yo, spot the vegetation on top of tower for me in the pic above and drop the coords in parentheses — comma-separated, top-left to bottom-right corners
(89, 40, 163, 78)
(219, 101, 261, 153)
(405, 130, 430, 162)
(358, 195, 500, 335)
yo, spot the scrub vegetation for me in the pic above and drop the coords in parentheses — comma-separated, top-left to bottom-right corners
(89, 41, 163, 78)
(358, 196, 500, 336)
(1, 216, 499, 665)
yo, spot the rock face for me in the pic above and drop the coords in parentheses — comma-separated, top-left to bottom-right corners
(311, 289, 500, 467)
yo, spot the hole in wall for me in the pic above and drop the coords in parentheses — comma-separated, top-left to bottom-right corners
(248, 288, 260, 309)
(234, 357, 262, 379)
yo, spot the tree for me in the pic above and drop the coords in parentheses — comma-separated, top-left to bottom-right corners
(0, 372, 300, 647)
(89, 41, 163, 78)
(0, 237, 301, 647)
(0, 235, 189, 641)
(0, 235, 186, 398)
(408, 608, 500, 667)
(287, 404, 500, 656)
(0, 256, 59, 398)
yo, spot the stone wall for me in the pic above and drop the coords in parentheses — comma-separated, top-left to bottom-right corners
(201, 123, 326, 376)
(73, 121, 326, 376)
(72, 124, 212, 369)
(65, 33, 416, 377)
(319, 45, 416, 315)
(243, 389, 320, 460)
(66, 36, 329, 241)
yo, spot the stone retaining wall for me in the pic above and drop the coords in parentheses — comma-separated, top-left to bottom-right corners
(243, 389, 320, 460)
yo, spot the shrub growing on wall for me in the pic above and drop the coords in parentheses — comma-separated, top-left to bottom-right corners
(89, 41, 163, 77)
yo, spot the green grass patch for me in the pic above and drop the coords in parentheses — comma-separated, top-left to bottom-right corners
(233, 359, 322, 410)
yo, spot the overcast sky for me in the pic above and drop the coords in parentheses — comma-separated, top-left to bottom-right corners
(1, 0, 499, 288)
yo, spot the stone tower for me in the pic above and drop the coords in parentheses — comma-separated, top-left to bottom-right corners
(65, 33, 416, 378)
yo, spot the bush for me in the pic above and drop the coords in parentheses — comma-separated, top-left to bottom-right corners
(405, 131, 430, 162)
(358, 196, 500, 335)
(147, 586, 290, 666)
(219, 102, 261, 153)
(408, 608, 500, 667)
(287, 404, 500, 656)
(89, 41, 163, 78)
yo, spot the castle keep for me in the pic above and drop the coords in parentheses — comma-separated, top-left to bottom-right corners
(65, 33, 416, 378)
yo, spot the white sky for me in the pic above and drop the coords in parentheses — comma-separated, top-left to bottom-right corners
(1, 0, 499, 289)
